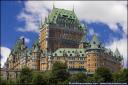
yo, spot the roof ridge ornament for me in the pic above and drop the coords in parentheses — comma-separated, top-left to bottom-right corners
(114, 48, 121, 58)
(53, 2, 55, 9)
(92, 33, 98, 43)
(72, 4, 74, 12)
(39, 17, 43, 29)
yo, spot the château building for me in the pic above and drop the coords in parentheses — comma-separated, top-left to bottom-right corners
(4, 7, 123, 79)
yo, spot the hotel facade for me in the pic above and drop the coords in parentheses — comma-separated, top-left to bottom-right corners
(4, 7, 123, 79)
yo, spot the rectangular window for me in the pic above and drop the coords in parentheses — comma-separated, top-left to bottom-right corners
(88, 64, 90, 66)
(95, 63, 97, 66)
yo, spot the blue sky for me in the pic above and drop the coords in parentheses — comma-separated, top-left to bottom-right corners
(1, 1, 38, 48)
(1, 1, 127, 68)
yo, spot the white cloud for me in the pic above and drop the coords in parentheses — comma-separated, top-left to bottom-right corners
(88, 28, 99, 37)
(17, 1, 127, 35)
(89, 29, 94, 36)
(20, 36, 30, 44)
(0, 47, 11, 68)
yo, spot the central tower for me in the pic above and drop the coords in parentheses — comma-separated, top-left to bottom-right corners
(39, 7, 86, 53)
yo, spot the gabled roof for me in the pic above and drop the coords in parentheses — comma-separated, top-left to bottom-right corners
(42, 7, 84, 31)
(114, 48, 123, 61)
(80, 32, 86, 43)
(12, 38, 25, 54)
(52, 48, 85, 57)
(26, 48, 32, 57)
(114, 48, 120, 57)
(91, 34, 100, 45)
(32, 39, 41, 52)
(47, 8, 78, 23)
(88, 34, 102, 50)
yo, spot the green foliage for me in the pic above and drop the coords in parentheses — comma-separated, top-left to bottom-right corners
(0, 79, 17, 85)
(1, 65, 128, 84)
(112, 69, 128, 83)
(41, 71, 52, 85)
(0, 77, 7, 85)
(32, 72, 45, 85)
(113, 71, 121, 82)
(95, 67, 113, 82)
(86, 76, 95, 83)
(51, 61, 69, 85)
(119, 69, 128, 83)
(19, 67, 33, 85)
(93, 73, 104, 82)
(6, 79, 17, 85)
(70, 72, 87, 83)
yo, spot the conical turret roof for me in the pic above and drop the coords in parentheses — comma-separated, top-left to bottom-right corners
(32, 39, 41, 52)
(114, 48, 123, 61)
(114, 48, 121, 57)
(90, 33, 100, 45)
(89, 33, 101, 49)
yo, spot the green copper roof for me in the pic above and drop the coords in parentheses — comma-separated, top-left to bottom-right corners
(114, 48, 120, 57)
(47, 8, 77, 23)
(12, 38, 25, 54)
(114, 48, 123, 60)
(26, 49, 32, 57)
(52, 48, 85, 57)
(32, 39, 41, 52)
(91, 34, 100, 44)
(88, 34, 102, 49)
(43, 7, 84, 31)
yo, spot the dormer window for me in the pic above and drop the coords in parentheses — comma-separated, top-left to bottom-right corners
(93, 42, 96, 44)
(55, 53, 57, 56)
(82, 54, 84, 56)
(89, 45, 91, 47)
(69, 54, 72, 56)
(98, 45, 101, 48)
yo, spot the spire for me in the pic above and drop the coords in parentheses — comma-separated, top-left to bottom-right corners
(91, 33, 100, 44)
(72, 4, 74, 12)
(40, 17, 43, 29)
(114, 48, 121, 57)
(114, 48, 123, 61)
(81, 31, 86, 43)
(89, 33, 102, 49)
(33, 39, 40, 52)
(44, 16, 47, 23)
(81, 35, 85, 43)
(53, 2, 55, 9)
(41, 17, 43, 25)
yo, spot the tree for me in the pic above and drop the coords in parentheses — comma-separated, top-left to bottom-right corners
(112, 68, 128, 83)
(113, 71, 121, 82)
(51, 61, 69, 85)
(95, 67, 113, 82)
(70, 72, 87, 83)
(93, 73, 104, 82)
(32, 72, 45, 85)
(86, 76, 95, 83)
(41, 70, 52, 85)
(6, 79, 17, 85)
(119, 69, 128, 83)
(19, 67, 33, 85)
(0, 78, 7, 85)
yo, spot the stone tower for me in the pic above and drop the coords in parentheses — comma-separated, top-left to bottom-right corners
(39, 7, 87, 53)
